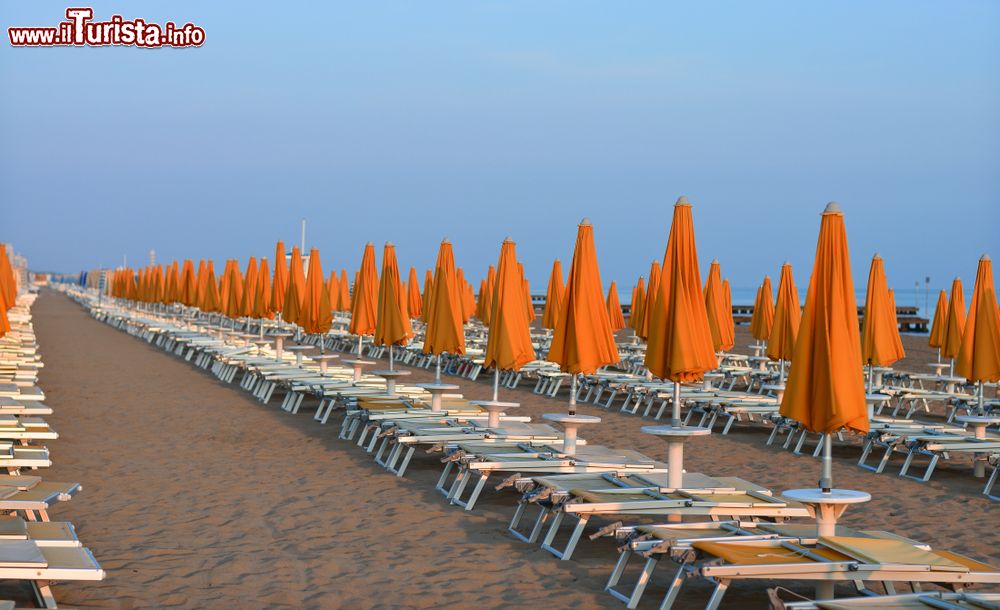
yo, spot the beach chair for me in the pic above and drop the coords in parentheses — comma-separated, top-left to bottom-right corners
(0, 541, 104, 608)
(781, 591, 1000, 609)
(660, 536, 1000, 609)
(509, 472, 809, 560)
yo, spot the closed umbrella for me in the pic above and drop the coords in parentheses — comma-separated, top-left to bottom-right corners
(607, 282, 626, 331)
(629, 276, 645, 334)
(349, 243, 378, 354)
(282, 247, 306, 327)
(301, 248, 333, 338)
(271, 241, 288, 316)
(928, 290, 949, 361)
(422, 239, 465, 384)
(861, 254, 905, 391)
(483, 238, 536, 399)
(421, 269, 433, 319)
(941, 278, 967, 377)
(780, 202, 871, 601)
(642, 196, 718, 489)
(406, 267, 422, 319)
(253, 257, 273, 337)
(326, 269, 340, 311)
(546, 219, 620, 454)
(477, 265, 496, 324)
(704, 260, 733, 352)
(180, 260, 197, 307)
(750, 276, 775, 345)
(240, 257, 258, 319)
(767, 262, 800, 384)
(199, 261, 222, 314)
(373, 242, 413, 373)
(338, 269, 350, 312)
(638, 261, 660, 340)
(542, 259, 564, 330)
(955, 255, 1000, 414)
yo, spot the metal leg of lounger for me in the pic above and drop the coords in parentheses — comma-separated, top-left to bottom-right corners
(984, 463, 1000, 500)
(464, 473, 491, 511)
(32, 580, 57, 609)
(292, 393, 305, 414)
(607, 552, 658, 610)
(436, 462, 455, 496)
(366, 430, 383, 453)
(394, 447, 416, 477)
(658, 560, 688, 610)
(373, 437, 393, 464)
(703, 579, 730, 610)
(447, 467, 470, 502)
(721, 413, 737, 435)
(356, 424, 372, 447)
(783, 427, 799, 450)
(654, 399, 668, 420)
(542, 513, 589, 560)
(766, 422, 782, 445)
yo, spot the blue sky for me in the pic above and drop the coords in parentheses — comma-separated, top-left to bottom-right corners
(1, 1, 997, 301)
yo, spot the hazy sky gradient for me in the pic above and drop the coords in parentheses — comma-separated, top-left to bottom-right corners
(2, 1, 997, 298)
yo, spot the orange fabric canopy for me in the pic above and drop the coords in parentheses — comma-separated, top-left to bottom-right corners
(750, 276, 775, 341)
(406, 267, 422, 319)
(638, 261, 660, 340)
(629, 276, 646, 333)
(928, 289, 949, 350)
(423, 239, 465, 356)
(337, 269, 350, 312)
(271, 241, 288, 315)
(254, 258, 273, 319)
(483, 238, 536, 371)
(421, 269, 433, 319)
(476, 265, 496, 324)
(767, 263, 801, 362)
(240, 257, 258, 318)
(941, 278, 966, 361)
(955, 255, 1000, 383)
(704, 260, 734, 352)
(327, 271, 339, 314)
(779, 203, 868, 435)
(282, 247, 306, 325)
(861, 255, 905, 367)
(301, 248, 333, 335)
(548, 220, 620, 374)
(349, 244, 378, 336)
(643, 197, 718, 382)
(179, 260, 197, 306)
(373, 243, 413, 346)
(199, 261, 222, 313)
(542, 259, 564, 330)
(607, 281, 626, 331)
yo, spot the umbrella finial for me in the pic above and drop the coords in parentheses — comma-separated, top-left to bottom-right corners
(503, 236, 515, 244)
(873, 252, 881, 259)
(712, 258, 719, 264)
(580, 217, 591, 226)
(823, 201, 842, 214)
(982, 254, 991, 261)
(675, 195, 691, 207)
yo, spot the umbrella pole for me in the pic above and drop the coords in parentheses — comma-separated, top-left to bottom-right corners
(357, 335, 363, 356)
(867, 364, 873, 394)
(569, 375, 577, 417)
(820, 432, 833, 492)
(950, 358, 954, 378)
(779, 359, 786, 385)
(435, 354, 442, 382)
(492, 369, 499, 402)
(979, 381, 985, 416)
(672, 382, 681, 428)
(389, 344, 394, 371)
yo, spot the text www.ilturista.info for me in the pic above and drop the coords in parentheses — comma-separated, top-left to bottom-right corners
(8, 8, 205, 48)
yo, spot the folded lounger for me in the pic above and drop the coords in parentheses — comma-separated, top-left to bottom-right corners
(509, 472, 810, 560)
(0, 540, 104, 608)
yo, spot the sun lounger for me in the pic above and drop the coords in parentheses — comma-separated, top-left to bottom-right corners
(0, 541, 104, 608)
(781, 591, 1000, 609)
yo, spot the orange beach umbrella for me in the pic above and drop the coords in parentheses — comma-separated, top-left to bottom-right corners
(282, 247, 306, 326)
(301, 248, 333, 335)
(955, 255, 1000, 398)
(767, 263, 801, 363)
(629, 276, 646, 333)
(542, 260, 565, 330)
(406, 267, 422, 319)
(349, 244, 378, 338)
(638, 261, 660, 340)
(928, 290, 949, 352)
(423, 239, 465, 358)
(779, 202, 868, 437)
(373, 243, 413, 352)
(483, 238, 536, 376)
(607, 282, 626, 331)
(941, 278, 966, 363)
(548, 219, 620, 380)
(861, 254, 905, 368)
(750, 276, 775, 342)
(271, 241, 288, 315)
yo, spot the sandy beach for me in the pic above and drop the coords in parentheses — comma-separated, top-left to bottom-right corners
(21, 289, 999, 609)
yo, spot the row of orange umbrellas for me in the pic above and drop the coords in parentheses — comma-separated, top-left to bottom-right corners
(0, 245, 18, 338)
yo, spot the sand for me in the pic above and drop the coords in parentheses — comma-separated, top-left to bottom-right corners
(15, 289, 999, 609)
